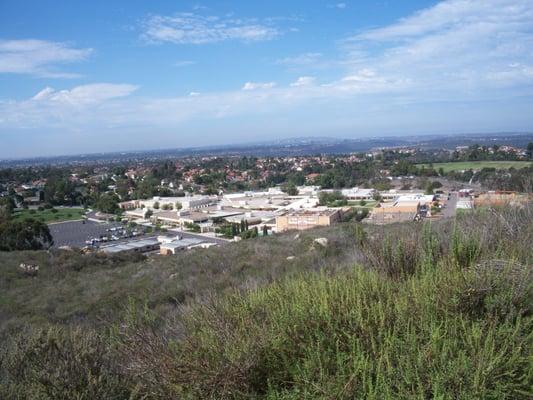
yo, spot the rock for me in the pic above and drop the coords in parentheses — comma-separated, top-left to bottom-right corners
(313, 237, 329, 247)
(19, 263, 39, 276)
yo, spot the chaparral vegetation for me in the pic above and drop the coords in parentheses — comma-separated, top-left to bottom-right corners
(1, 205, 531, 399)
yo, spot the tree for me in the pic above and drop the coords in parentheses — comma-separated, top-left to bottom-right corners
(96, 193, 120, 214)
(283, 183, 299, 196)
(431, 180, 443, 189)
(44, 176, 77, 205)
(0, 218, 53, 251)
(425, 181, 434, 195)
(0, 196, 16, 223)
(527, 142, 533, 160)
(318, 191, 346, 206)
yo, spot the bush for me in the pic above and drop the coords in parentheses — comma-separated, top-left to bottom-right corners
(0, 327, 133, 400)
(156, 265, 532, 399)
(361, 229, 421, 276)
(453, 259, 532, 321)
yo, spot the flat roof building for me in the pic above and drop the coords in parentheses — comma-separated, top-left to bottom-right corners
(100, 238, 160, 254)
(340, 187, 376, 200)
(367, 201, 420, 225)
(276, 208, 343, 232)
(160, 238, 205, 255)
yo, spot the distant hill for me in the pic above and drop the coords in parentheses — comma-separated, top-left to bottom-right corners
(2, 132, 532, 167)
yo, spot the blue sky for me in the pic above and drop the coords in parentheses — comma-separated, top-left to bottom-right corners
(1, 0, 533, 158)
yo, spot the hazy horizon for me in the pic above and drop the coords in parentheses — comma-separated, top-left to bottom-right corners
(2, 0, 533, 158)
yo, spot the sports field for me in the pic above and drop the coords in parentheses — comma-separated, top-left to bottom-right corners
(12, 208, 86, 224)
(416, 161, 531, 172)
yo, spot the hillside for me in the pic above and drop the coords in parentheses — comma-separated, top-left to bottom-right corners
(0, 206, 532, 399)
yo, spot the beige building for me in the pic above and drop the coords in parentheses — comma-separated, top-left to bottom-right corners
(367, 201, 420, 224)
(276, 208, 343, 232)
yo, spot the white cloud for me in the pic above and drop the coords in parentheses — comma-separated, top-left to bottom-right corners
(0, 39, 92, 78)
(174, 60, 195, 67)
(331, 3, 347, 9)
(290, 76, 316, 87)
(341, 0, 533, 96)
(141, 13, 282, 45)
(242, 81, 277, 91)
(276, 52, 322, 66)
(30, 83, 138, 105)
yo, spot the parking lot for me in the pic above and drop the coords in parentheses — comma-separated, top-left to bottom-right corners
(49, 220, 125, 248)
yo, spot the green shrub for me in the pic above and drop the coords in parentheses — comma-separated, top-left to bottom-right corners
(361, 230, 421, 276)
(159, 265, 532, 399)
(451, 225, 481, 268)
(0, 327, 133, 400)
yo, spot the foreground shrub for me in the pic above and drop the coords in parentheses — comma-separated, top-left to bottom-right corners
(0, 327, 133, 400)
(158, 264, 532, 399)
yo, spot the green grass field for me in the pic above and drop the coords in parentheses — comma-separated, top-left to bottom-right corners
(12, 208, 86, 224)
(416, 161, 531, 172)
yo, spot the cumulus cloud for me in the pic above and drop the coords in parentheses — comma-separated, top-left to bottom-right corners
(141, 13, 282, 44)
(0, 39, 92, 78)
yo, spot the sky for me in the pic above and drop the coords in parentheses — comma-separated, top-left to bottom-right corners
(1, 0, 533, 158)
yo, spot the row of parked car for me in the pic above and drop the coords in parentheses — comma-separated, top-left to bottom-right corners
(84, 226, 145, 246)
